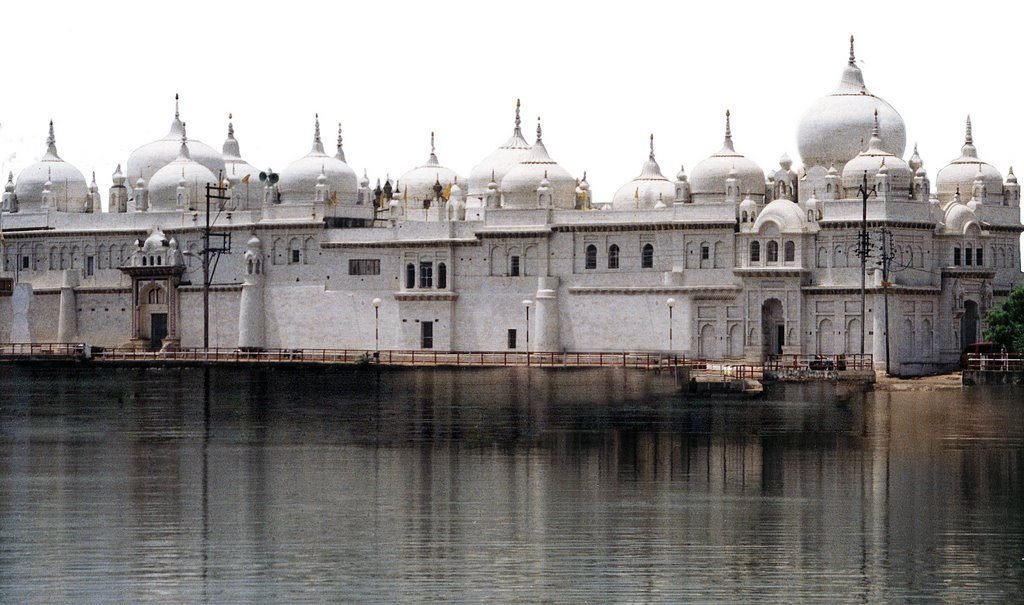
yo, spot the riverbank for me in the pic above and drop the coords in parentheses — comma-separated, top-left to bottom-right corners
(874, 371, 964, 391)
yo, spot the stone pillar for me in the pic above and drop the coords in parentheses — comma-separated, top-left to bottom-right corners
(56, 269, 78, 343)
(238, 237, 266, 350)
(533, 276, 560, 352)
(873, 292, 886, 371)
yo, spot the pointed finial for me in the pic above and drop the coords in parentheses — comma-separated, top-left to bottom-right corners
(430, 131, 435, 154)
(649, 133, 655, 160)
(725, 109, 732, 139)
(536, 116, 542, 141)
(175, 93, 180, 119)
(314, 113, 321, 143)
(514, 98, 522, 133)
(337, 123, 343, 148)
(583, 170, 588, 182)
(45, 119, 58, 158)
(965, 115, 973, 145)
(227, 113, 235, 138)
(849, 35, 856, 65)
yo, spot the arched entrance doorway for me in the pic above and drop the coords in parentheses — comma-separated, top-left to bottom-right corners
(961, 300, 979, 350)
(816, 318, 834, 355)
(140, 283, 168, 351)
(761, 298, 784, 358)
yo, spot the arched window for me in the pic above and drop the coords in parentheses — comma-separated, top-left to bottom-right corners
(247, 259, 254, 274)
(147, 288, 164, 304)
(585, 244, 597, 270)
(642, 243, 654, 269)
(405, 263, 415, 289)
(741, 211, 748, 223)
(750, 241, 760, 263)
(437, 262, 447, 289)
(608, 244, 619, 269)
(784, 241, 795, 262)
(767, 241, 779, 263)
(142, 256, 148, 266)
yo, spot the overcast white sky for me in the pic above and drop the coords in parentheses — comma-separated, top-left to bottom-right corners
(1, 0, 1021, 208)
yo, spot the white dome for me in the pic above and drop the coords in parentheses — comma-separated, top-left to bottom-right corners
(841, 112, 913, 193)
(126, 96, 225, 187)
(935, 117, 1003, 203)
(14, 121, 89, 213)
(147, 140, 218, 212)
(221, 119, 262, 210)
(398, 133, 465, 204)
(797, 38, 906, 171)
(690, 112, 765, 201)
(278, 117, 358, 205)
(944, 201, 980, 234)
(500, 121, 576, 209)
(468, 101, 532, 198)
(753, 198, 808, 233)
(611, 136, 675, 210)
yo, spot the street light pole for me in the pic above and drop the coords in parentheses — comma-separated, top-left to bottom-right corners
(523, 299, 533, 366)
(666, 298, 676, 355)
(371, 297, 382, 361)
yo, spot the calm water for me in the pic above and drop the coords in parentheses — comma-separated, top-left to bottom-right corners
(1, 364, 1022, 603)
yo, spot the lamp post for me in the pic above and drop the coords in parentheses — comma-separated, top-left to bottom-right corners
(666, 298, 676, 355)
(371, 297, 382, 361)
(523, 299, 534, 366)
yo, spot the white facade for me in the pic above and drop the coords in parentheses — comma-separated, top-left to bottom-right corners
(1, 40, 1022, 375)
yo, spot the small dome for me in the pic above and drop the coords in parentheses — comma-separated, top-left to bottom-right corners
(14, 121, 89, 213)
(753, 198, 807, 233)
(468, 100, 533, 198)
(126, 94, 225, 187)
(147, 132, 218, 212)
(611, 134, 675, 210)
(935, 116, 1003, 203)
(797, 37, 906, 170)
(690, 111, 766, 201)
(398, 132, 465, 204)
(142, 226, 169, 252)
(500, 118, 576, 209)
(278, 115, 359, 204)
(221, 117, 261, 209)
(944, 200, 980, 234)
(841, 110, 913, 193)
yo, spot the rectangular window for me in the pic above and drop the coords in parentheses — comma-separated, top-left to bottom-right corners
(291, 249, 301, 264)
(954, 247, 961, 266)
(507, 329, 517, 349)
(348, 259, 381, 275)
(86, 256, 95, 277)
(22, 256, 30, 270)
(419, 262, 433, 288)
(966, 248, 973, 266)
(976, 248, 983, 266)
(510, 255, 520, 276)
(421, 321, 434, 349)
(701, 245, 710, 260)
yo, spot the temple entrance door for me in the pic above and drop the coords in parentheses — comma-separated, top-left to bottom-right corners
(150, 313, 168, 350)
(761, 298, 784, 358)
(961, 300, 979, 350)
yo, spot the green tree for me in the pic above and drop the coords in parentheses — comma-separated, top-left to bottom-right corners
(985, 285, 1024, 352)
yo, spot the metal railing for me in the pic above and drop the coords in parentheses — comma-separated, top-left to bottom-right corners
(0, 342, 86, 357)
(763, 354, 873, 372)
(964, 353, 1024, 372)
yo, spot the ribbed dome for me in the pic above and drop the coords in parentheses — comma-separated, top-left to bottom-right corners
(278, 116, 358, 205)
(944, 199, 980, 234)
(126, 95, 225, 187)
(147, 135, 218, 212)
(611, 134, 675, 210)
(500, 119, 576, 209)
(221, 117, 262, 210)
(754, 198, 807, 233)
(841, 111, 913, 193)
(14, 121, 89, 213)
(935, 116, 1003, 203)
(468, 100, 532, 198)
(398, 132, 465, 204)
(797, 37, 906, 171)
(690, 111, 766, 201)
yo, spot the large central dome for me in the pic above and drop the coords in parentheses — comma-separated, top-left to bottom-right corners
(797, 37, 906, 171)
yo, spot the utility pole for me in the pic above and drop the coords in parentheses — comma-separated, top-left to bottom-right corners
(855, 171, 876, 356)
(878, 227, 896, 375)
(203, 175, 232, 350)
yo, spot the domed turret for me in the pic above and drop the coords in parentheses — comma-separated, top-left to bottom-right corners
(221, 114, 261, 209)
(935, 116, 1003, 204)
(841, 110, 913, 196)
(147, 124, 218, 212)
(468, 99, 533, 198)
(689, 111, 765, 203)
(398, 132, 465, 204)
(611, 134, 676, 210)
(797, 36, 906, 171)
(278, 114, 359, 204)
(500, 117, 576, 209)
(126, 94, 225, 187)
(14, 121, 89, 213)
